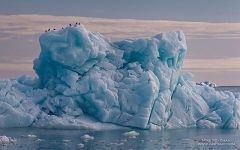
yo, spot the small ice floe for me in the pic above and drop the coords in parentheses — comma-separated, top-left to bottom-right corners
(110, 142, 124, 146)
(80, 134, 94, 142)
(0, 136, 16, 145)
(140, 139, 144, 143)
(120, 139, 127, 142)
(77, 143, 84, 148)
(123, 131, 140, 138)
(63, 139, 71, 142)
(24, 134, 37, 138)
(181, 138, 194, 144)
(35, 139, 44, 142)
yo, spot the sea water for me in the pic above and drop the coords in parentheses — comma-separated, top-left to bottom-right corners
(215, 86, 240, 94)
(0, 128, 239, 150)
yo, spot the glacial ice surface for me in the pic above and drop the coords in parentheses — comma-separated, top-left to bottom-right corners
(0, 25, 239, 129)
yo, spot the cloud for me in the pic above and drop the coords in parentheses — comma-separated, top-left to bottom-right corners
(0, 56, 33, 76)
(0, 14, 240, 40)
(0, 56, 32, 64)
(0, 63, 32, 72)
(183, 57, 240, 72)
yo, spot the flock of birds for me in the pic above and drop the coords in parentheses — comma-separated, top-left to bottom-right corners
(45, 22, 81, 32)
(196, 81, 217, 88)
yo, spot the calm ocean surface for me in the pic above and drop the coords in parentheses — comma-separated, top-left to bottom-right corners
(0, 128, 239, 150)
(0, 86, 239, 150)
(215, 86, 240, 94)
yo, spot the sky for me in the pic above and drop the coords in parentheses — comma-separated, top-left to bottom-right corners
(0, 0, 240, 85)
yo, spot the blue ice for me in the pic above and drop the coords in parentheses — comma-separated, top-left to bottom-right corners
(0, 25, 239, 129)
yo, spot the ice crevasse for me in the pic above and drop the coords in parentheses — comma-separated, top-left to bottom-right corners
(0, 25, 240, 130)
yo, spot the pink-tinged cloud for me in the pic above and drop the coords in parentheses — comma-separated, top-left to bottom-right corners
(0, 14, 240, 40)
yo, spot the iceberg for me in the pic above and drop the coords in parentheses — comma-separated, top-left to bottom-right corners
(0, 25, 239, 130)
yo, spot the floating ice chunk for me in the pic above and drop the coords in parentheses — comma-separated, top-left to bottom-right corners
(0, 136, 16, 145)
(22, 134, 37, 138)
(123, 131, 140, 138)
(81, 134, 94, 142)
(27, 134, 37, 138)
(0, 136, 10, 144)
(77, 143, 84, 148)
(35, 139, 43, 142)
(110, 142, 124, 146)
(120, 139, 127, 142)
(63, 139, 71, 142)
